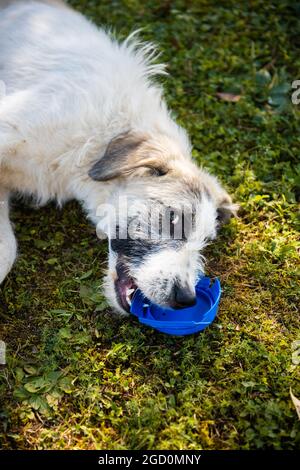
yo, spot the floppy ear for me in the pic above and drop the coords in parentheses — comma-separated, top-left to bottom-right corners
(216, 197, 239, 225)
(88, 132, 168, 181)
(199, 170, 238, 225)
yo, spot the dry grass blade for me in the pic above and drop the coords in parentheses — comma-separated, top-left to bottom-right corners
(216, 92, 241, 102)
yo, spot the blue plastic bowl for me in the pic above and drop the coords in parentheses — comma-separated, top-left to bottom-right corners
(130, 277, 221, 336)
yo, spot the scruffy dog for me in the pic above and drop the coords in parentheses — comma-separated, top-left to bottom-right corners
(0, 0, 237, 314)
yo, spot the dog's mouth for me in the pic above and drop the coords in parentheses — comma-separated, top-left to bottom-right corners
(114, 261, 137, 313)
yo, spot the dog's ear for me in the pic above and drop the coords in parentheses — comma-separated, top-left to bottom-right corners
(88, 132, 168, 181)
(216, 197, 239, 225)
(199, 170, 238, 225)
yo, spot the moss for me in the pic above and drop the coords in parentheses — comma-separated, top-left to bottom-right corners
(0, 0, 299, 450)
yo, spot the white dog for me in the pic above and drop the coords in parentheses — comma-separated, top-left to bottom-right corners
(0, 0, 237, 314)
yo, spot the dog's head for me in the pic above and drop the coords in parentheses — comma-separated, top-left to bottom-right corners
(89, 131, 237, 314)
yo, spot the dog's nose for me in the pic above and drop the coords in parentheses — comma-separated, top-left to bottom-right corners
(171, 284, 197, 309)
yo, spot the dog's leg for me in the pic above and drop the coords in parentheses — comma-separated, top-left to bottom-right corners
(0, 188, 17, 284)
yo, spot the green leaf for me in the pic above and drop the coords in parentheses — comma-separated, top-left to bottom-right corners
(242, 381, 257, 388)
(15, 368, 25, 382)
(79, 269, 94, 280)
(46, 258, 59, 265)
(24, 378, 48, 393)
(58, 327, 72, 339)
(24, 365, 38, 376)
(255, 70, 271, 87)
(270, 82, 290, 95)
(28, 395, 50, 414)
(58, 376, 74, 394)
(48, 309, 72, 316)
(14, 387, 30, 401)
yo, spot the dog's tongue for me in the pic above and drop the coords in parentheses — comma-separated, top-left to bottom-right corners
(117, 275, 134, 294)
(115, 260, 138, 310)
(115, 266, 137, 311)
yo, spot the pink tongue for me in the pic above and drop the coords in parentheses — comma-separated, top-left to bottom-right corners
(118, 277, 134, 297)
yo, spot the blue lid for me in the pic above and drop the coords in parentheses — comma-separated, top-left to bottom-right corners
(130, 277, 221, 336)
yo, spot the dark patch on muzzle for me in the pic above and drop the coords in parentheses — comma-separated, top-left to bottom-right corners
(110, 231, 184, 266)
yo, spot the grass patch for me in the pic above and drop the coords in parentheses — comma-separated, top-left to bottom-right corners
(0, 0, 299, 449)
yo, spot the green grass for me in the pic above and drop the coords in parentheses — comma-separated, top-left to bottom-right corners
(0, 0, 299, 450)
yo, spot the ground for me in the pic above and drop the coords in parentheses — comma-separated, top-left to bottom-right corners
(0, 0, 299, 450)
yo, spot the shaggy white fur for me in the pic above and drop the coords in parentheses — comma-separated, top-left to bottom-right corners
(0, 1, 236, 313)
(0, 1, 189, 205)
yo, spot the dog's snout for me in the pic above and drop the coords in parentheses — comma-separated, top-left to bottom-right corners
(171, 284, 196, 309)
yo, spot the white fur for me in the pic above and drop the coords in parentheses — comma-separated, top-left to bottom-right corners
(116, 193, 215, 308)
(0, 1, 190, 208)
(0, 1, 235, 312)
(0, 189, 17, 283)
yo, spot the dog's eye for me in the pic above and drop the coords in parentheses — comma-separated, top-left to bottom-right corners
(150, 167, 168, 177)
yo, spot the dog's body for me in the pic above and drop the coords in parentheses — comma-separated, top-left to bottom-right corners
(0, 1, 236, 313)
